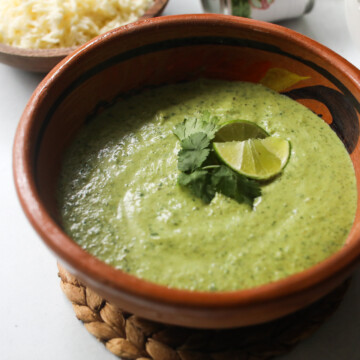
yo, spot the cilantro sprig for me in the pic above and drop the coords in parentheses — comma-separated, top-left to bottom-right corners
(173, 114, 261, 206)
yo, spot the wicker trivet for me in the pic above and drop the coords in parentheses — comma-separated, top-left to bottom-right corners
(58, 264, 349, 360)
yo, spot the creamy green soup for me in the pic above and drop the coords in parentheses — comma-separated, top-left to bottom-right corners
(58, 79, 357, 291)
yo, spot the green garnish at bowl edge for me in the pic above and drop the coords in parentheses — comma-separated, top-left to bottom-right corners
(173, 115, 290, 206)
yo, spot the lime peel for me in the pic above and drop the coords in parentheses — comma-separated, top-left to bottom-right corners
(214, 119, 269, 142)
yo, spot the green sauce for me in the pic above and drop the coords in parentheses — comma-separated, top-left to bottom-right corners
(58, 79, 357, 291)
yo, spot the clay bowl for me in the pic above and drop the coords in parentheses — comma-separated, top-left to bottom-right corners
(0, 0, 168, 73)
(13, 14, 360, 329)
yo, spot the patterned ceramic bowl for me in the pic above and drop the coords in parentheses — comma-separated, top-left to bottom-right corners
(13, 15, 360, 328)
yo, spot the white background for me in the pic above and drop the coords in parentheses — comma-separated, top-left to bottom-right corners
(1, 0, 360, 359)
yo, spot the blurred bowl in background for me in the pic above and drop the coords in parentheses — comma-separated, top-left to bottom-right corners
(201, 0, 315, 22)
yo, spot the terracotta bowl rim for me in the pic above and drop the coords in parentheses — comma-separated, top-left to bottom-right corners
(13, 14, 360, 308)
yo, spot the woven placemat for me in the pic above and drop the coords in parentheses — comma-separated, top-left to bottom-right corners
(58, 264, 349, 360)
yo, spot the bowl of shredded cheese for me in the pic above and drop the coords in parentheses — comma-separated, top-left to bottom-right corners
(0, 0, 168, 72)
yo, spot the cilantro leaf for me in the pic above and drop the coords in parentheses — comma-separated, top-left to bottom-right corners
(173, 115, 219, 141)
(178, 170, 215, 204)
(181, 132, 210, 150)
(211, 165, 261, 206)
(173, 115, 261, 207)
(237, 171, 262, 204)
(211, 165, 238, 198)
(178, 132, 210, 172)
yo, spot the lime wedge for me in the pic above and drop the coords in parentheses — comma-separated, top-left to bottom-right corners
(213, 137, 290, 180)
(214, 120, 269, 142)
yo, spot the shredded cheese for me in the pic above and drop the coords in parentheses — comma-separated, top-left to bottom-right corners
(0, 0, 153, 49)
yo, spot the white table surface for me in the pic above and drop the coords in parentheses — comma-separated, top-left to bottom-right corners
(1, 0, 360, 359)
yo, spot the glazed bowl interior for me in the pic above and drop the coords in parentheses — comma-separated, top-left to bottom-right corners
(14, 15, 360, 328)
